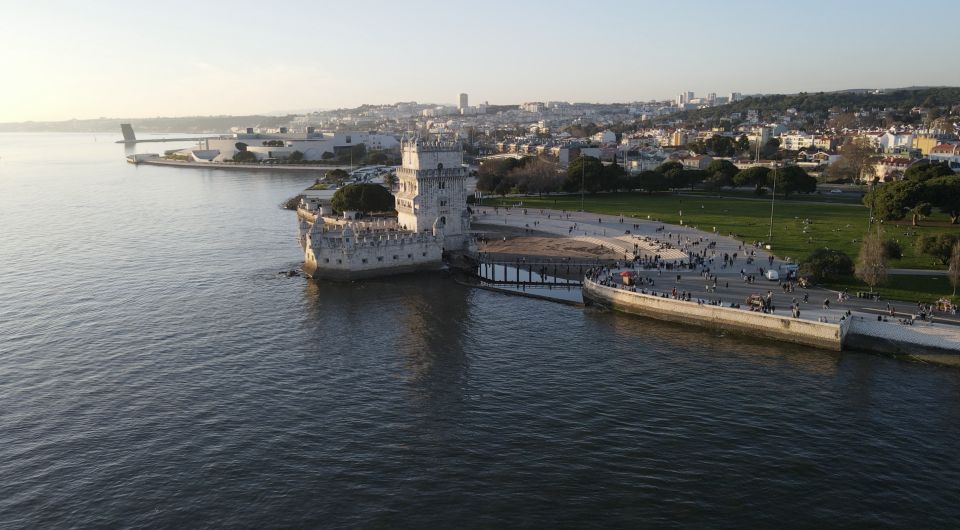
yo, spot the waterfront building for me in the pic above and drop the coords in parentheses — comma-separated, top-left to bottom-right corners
(202, 129, 399, 162)
(296, 137, 470, 280)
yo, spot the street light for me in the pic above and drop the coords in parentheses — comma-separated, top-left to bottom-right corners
(768, 162, 779, 248)
(580, 156, 585, 212)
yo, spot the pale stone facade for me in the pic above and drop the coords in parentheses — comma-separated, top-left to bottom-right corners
(296, 137, 470, 280)
(394, 138, 470, 251)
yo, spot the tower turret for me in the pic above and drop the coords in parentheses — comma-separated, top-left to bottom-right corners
(394, 137, 469, 250)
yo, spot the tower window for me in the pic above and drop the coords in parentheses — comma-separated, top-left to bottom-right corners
(438, 181, 446, 190)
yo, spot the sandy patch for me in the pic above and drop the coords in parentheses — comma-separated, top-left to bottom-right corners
(479, 236, 622, 259)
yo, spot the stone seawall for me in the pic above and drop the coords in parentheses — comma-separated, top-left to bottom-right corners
(583, 279, 846, 351)
(140, 159, 349, 172)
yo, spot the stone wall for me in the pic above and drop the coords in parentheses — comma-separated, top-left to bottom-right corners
(583, 279, 844, 351)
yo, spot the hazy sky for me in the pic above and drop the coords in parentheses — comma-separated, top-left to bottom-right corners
(2, 0, 959, 122)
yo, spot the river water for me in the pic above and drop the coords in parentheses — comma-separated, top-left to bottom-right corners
(1, 133, 959, 528)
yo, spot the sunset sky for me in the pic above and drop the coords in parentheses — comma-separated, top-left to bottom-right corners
(2, 0, 959, 122)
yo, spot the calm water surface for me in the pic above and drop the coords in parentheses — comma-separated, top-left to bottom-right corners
(1, 133, 959, 528)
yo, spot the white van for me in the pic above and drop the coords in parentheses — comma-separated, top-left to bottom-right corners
(765, 269, 780, 281)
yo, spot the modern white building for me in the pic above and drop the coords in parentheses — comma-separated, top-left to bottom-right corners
(200, 129, 399, 162)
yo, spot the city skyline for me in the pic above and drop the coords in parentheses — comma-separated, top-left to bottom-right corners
(2, 0, 960, 122)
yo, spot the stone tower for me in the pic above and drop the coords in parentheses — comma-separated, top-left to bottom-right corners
(394, 137, 469, 250)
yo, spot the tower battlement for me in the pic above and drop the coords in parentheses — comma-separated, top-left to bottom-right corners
(394, 136, 469, 249)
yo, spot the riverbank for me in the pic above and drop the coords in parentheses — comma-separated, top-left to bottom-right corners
(134, 158, 353, 172)
(485, 192, 955, 271)
(471, 207, 960, 362)
(584, 273, 960, 362)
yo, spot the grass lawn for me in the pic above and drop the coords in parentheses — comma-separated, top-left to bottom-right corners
(486, 192, 958, 270)
(824, 274, 957, 304)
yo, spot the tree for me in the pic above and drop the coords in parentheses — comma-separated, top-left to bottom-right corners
(866, 180, 923, 222)
(477, 157, 523, 192)
(827, 138, 877, 183)
(800, 248, 854, 282)
(287, 150, 304, 163)
(510, 158, 562, 195)
(336, 143, 367, 163)
(704, 135, 736, 157)
(882, 239, 903, 260)
(233, 150, 257, 163)
(327, 168, 350, 183)
(677, 169, 707, 189)
(330, 183, 395, 214)
(602, 161, 627, 191)
(907, 201, 932, 226)
(771, 166, 817, 196)
(383, 171, 397, 189)
(637, 170, 668, 194)
(564, 156, 604, 193)
(736, 135, 750, 153)
(321, 151, 335, 160)
(366, 151, 389, 165)
(950, 242, 960, 296)
(904, 160, 953, 182)
(703, 159, 738, 190)
(925, 175, 960, 223)
(855, 229, 888, 293)
(916, 234, 960, 264)
(655, 161, 685, 191)
(760, 138, 781, 159)
(494, 179, 512, 196)
(733, 166, 771, 193)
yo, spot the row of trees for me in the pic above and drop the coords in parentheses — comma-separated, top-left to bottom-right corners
(476, 156, 817, 197)
(864, 161, 959, 225)
(476, 157, 566, 196)
(855, 228, 960, 295)
(803, 232, 960, 296)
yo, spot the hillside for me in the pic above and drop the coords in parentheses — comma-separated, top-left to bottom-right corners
(666, 87, 960, 123)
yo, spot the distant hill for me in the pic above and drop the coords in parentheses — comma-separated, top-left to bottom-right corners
(666, 87, 960, 123)
(0, 115, 295, 134)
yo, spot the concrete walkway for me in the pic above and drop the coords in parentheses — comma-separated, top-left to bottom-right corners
(472, 206, 960, 329)
(889, 268, 948, 276)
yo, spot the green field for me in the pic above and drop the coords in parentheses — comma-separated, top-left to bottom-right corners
(486, 192, 958, 270)
(826, 274, 956, 304)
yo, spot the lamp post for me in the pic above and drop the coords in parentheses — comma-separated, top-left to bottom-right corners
(768, 162, 778, 248)
(580, 156, 585, 212)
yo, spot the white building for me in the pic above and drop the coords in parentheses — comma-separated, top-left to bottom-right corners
(779, 133, 815, 151)
(878, 129, 914, 152)
(296, 137, 471, 280)
(203, 129, 399, 162)
(592, 130, 617, 144)
(395, 138, 471, 250)
(929, 143, 960, 169)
